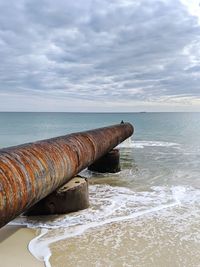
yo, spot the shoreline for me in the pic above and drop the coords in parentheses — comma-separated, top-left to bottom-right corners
(0, 225, 44, 267)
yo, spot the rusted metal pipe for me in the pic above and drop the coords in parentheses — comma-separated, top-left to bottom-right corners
(0, 123, 133, 228)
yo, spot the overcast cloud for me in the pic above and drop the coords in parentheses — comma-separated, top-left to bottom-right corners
(0, 0, 200, 111)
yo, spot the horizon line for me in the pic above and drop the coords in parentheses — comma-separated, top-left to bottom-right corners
(0, 111, 200, 113)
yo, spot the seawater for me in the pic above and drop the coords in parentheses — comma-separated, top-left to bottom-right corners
(2, 112, 200, 266)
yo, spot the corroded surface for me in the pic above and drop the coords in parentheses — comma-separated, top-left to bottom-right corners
(0, 123, 134, 228)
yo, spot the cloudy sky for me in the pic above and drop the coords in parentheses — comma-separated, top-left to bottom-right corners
(0, 0, 200, 112)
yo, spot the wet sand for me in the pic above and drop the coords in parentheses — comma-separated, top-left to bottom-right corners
(0, 225, 44, 267)
(48, 218, 200, 267)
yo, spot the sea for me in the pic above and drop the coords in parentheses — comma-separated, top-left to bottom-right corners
(1, 112, 200, 267)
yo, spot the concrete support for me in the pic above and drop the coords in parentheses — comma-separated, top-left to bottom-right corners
(25, 177, 89, 215)
(88, 149, 120, 173)
(0, 122, 133, 228)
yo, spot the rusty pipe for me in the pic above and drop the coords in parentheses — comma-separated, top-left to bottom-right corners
(0, 122, 134, 228)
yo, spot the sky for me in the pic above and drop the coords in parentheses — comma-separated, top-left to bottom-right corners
(0, 0, 200, 112)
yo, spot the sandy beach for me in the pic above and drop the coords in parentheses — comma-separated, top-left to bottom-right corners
(0, 225, 44, 267)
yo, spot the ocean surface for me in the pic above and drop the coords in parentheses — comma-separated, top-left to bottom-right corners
(2, 112, 200, 266)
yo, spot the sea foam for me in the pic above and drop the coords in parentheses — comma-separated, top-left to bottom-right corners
(10, 184, 200, 267)
(117, 138, 180, 149)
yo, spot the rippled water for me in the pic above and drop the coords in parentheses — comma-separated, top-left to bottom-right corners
(2, 112, 200, 266)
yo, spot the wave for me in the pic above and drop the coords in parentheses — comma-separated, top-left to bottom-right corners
(12, 185, 184, 229)
(28, 200, 178, 267)
(117, 138, 180, 149)
(10, 184, 200, 267)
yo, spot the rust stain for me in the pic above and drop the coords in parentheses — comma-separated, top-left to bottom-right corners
(0, 123, 134, 228)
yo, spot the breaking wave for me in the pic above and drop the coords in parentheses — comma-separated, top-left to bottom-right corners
(118, 138, 180, 149)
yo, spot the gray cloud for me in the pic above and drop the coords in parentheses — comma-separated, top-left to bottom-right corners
(0, 0, 200, 111)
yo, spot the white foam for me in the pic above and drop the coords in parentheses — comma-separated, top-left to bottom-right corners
(10, 184, 200, 267)
(13, 185, 199, 231)
(118, 138, 180, 149)
(171, 186, 186, 204)
(28, 229, 51, 267)
(11, 185, 192, 265)
(28, 200, 178, 267)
